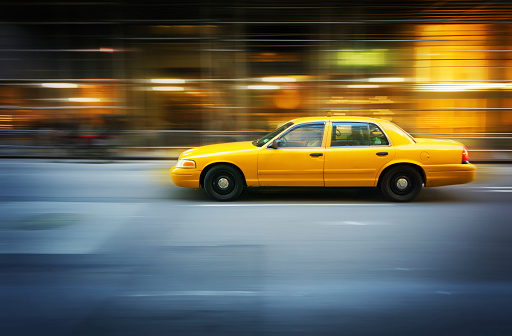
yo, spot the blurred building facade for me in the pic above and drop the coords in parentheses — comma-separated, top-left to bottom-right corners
(1, 1, 512, 155)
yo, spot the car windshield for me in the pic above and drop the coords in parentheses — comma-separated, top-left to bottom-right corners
(252, 121, 294, 147)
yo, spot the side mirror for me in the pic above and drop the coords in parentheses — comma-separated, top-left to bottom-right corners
(271, 140, 282, 149)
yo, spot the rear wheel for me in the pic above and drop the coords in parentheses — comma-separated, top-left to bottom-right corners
(203, 164, 245, 201)
(380, 165, 422, 202)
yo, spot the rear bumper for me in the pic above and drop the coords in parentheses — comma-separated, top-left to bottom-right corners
(424, 163, 476, 187)
(170, 166, 201, 188)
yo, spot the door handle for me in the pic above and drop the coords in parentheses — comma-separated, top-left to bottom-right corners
(376, 152, 388, 156)
(310, 153, 323, 157)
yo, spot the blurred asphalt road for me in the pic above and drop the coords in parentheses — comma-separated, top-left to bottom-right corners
(0, 160, 511, 336)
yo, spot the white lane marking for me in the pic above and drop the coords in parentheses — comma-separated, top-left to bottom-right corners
(125, 291, 258, 297)
(475, 186, 512, 189)
(321, 221, 368, 226)
(320, 220, 392, 226)
(341, 221, 366, 226)
(470, 186, 512, 192)
(473, 189, 512, 192)
(190, 203, 393, 207)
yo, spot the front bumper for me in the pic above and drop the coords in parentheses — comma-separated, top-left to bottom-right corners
(170, 165, 201, 188)
(424, 163, 477, 187)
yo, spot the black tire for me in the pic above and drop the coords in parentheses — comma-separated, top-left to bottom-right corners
(203, 164, 245, 201)
(380, 165, 423, 202)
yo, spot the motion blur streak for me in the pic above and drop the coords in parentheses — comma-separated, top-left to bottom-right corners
(0, 1, 511, 161)
(1, 1, 512, 336)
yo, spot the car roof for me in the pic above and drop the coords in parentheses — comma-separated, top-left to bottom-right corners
(289, 116, 389, 124)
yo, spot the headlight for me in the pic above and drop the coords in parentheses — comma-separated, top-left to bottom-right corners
(176, 159, 196, 169)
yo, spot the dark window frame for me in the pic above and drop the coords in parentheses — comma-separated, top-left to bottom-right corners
(330, 122, 392, 147)
(266, 122, 326, 149)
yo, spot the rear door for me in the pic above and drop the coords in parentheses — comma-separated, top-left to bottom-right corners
(324, 122, 395, 187)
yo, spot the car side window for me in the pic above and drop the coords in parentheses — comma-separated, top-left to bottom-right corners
(369, 124, 389, 145)
(331, 122, 369, 146)
(278, 123, 325, 148)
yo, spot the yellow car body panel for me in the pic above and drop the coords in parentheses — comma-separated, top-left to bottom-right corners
(258, 147, 325, 186)
(324, 146, 397, 187)
(169, 165, 201, 189)
(170, 116, 477, 198)
(324, 118, 395, 187)
(171, 141, 260, 188)
(381, 138, 476, 187)
(257, 122, 329, 186)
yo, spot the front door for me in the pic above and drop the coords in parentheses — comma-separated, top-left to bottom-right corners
(258, 122, 326, 187)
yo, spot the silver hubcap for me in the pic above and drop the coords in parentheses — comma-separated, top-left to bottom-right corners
(396, 178, 409, 190)
(217, 177, 229, 189)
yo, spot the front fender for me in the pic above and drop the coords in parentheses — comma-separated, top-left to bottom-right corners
(197, 155, 259, 187)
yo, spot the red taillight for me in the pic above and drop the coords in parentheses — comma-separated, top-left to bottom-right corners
(462, 147, 470, 163)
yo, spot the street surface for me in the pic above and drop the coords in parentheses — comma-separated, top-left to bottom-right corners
(1, 159, 512, 336)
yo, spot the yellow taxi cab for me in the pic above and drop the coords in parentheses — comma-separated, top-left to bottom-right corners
(170, 116, 476, 202)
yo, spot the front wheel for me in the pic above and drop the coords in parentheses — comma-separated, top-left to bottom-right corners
(203, 164, 245, 201)
(380, 166, 422, 202)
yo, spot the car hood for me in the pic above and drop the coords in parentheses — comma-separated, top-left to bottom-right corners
(180, 141, 257, 159)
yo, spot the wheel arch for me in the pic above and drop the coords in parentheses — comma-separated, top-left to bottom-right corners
(199, 162, 247, 188)
(377, 162, 426, 187)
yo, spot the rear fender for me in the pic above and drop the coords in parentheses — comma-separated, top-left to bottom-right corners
(377, 161, 426, 187)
